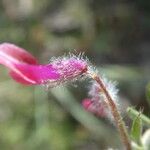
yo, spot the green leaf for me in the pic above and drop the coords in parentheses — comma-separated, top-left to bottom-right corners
(146, 83, 150, 107)
(130, 113, 142, 145)
(127, 107, 150, 127)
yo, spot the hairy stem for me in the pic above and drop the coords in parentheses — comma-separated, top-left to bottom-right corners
(91, 73, 131, 150)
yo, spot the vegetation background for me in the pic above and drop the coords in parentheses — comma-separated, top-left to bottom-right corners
(0, 0, 150, 149)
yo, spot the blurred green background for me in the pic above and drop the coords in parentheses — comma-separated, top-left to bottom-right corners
(0, 0, 150, 149)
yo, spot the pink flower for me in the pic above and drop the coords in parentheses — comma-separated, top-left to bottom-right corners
(82, 98, 108, 117)
(82, 77, 118, 119)
(0, 43, 88, 86)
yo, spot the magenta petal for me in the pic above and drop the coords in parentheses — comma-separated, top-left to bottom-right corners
(0, 43, 41, 84)
(0, 43, 38, 65)
(10, 57, 88, 85)
(9, 63, 60, 84)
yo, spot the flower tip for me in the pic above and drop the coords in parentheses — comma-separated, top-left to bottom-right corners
(0, 42, 38, 64)
(82, 99, 92, 109)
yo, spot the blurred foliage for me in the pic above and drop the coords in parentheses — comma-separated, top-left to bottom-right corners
(0, 0, 150, 149)
(130, 112, 142, 145)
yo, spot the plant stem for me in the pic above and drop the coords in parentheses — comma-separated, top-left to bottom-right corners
(91, 73, 131, 150)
